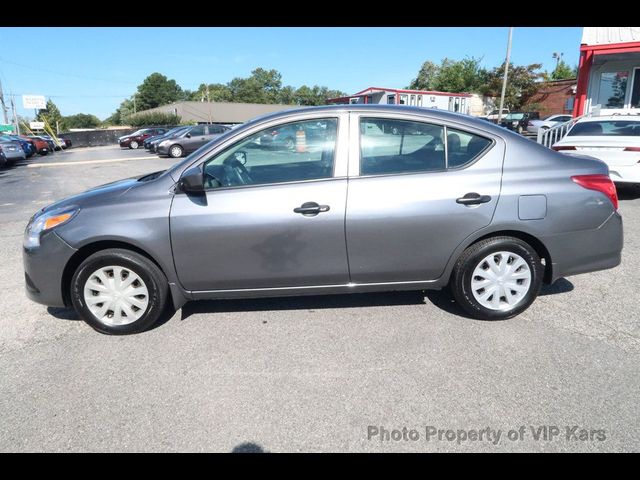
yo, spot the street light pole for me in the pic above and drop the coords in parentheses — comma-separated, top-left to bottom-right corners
(497, 27, 513, 126)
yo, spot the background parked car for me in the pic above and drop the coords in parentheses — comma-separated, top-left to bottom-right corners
(144, 126, 189, 151)
(552, 115, 640, 185)
(526, 114, 573, 134)
(0, 139, 27, 166)
(57, 136, 72, 149)
(1, 134, 36, 158)
(480, 108, 510, 122)
(499, 112, 540, 134)
(156, 124, 231, 158)
(22, 136, 50, 155)
(119, 127, 169, 149)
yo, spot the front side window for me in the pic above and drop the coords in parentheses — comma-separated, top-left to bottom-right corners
(203, 118, 338, 189)
(360, 118, 445, 175)
(596, 71, 629, 108)
(188, 125, 206, 136)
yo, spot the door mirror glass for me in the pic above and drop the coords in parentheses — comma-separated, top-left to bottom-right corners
(185, 133, 191, 139)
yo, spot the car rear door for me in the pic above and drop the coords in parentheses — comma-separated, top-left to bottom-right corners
(345, 112, 504, 284)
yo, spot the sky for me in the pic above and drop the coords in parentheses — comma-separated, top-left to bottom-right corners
(0, 27, 583, 120)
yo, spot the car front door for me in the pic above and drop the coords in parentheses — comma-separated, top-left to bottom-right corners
(345, 113, 504, 284)
(170, 114, 350, 292)
(183, 125, 207, 153)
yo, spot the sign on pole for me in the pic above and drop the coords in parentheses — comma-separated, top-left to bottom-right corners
(22, 95, 46, 110)
(29, 121, 45, 130)
(0, 124, 14, 132)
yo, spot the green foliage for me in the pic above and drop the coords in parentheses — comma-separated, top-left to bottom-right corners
(36, 100, 64, 131)
(480, 63, 544, 110)
(409, 57, 488, 93)
(136, 72, 184, 110)
(63, 113, 101, 129)
(546, 60, 577, 81)
(126, 112, 181, 127)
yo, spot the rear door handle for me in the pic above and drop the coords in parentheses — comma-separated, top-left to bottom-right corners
(293, 202, 330, 216)
(456, 192, 492, 206)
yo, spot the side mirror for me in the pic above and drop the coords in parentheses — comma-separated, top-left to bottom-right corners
(178, 164, 204, 194)
(185, 133, 191, 139)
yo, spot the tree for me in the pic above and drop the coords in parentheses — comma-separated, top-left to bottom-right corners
(227, 68, 283, 103)
(135, 73, 184, 110)
(481, 63, 544, 110)
(409, 57, 488, 93)
(189, 83, 233, 102)
(36, 100, 64, 131)
(62, 113, 101, 130)
(548, 60, 577, 80)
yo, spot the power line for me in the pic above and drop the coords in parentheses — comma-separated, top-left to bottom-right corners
(0, 56, 139, 85)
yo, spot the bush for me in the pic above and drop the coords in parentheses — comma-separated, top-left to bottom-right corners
(126, 112, 181, 127)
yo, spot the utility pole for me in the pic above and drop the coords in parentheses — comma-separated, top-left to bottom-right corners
(133, 94, 137, 114)
(10, 94, 19, 134)
(497, 27, 513, 126)
(0, 80, 9, 125)
(206, 84, 212, 124)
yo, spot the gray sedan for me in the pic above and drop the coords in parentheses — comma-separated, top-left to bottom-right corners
(156, 124, 230, 158)
(0, 139, 27, 166)
(23, 105, 623, 334)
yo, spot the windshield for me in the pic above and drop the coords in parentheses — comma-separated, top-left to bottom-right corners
(567, 120, 640, 136)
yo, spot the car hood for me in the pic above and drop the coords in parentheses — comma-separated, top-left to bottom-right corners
(40, 176, 142, 215)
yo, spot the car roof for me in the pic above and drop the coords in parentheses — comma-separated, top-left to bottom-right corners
(247, 104, 513, 135)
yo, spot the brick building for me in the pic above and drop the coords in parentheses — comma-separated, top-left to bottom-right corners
(524, 78, 577, 118)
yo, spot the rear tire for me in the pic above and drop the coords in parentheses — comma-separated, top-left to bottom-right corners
(450, 236, 543, 320)
(70, 249, 169, 335)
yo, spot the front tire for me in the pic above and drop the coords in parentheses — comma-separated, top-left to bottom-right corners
(450, 236, 543, 320)
(129, 140, 139, 149)
(70, 249, 169, 335)
(168, 144, 184, 158)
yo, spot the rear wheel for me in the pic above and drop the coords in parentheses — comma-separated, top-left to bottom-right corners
(70, 249, 169, 335)
(450, 236, 543, 320)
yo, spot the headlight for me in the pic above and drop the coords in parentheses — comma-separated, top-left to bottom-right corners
(24, 206, 79, 249)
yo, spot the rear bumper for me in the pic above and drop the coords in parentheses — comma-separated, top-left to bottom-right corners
(23, 231, 77, 308)
(544, 212, 623, 283)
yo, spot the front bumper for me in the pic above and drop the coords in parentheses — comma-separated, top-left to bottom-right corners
(119, 139, 131, 148)
(543, 211, 623, 283)
(23, 231, 77, 308)
(156, 144, 169, 155)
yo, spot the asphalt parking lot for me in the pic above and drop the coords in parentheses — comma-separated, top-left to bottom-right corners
(0, 145, 639, 452)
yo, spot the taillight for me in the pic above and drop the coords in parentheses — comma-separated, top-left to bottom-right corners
(571, 174, 618, 210)
(623, 147, 640, 152)
(552, 145, 576, 151)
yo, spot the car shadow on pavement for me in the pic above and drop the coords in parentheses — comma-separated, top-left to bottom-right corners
(231, 442, 267, 453)
(47, 306, 81, 320)
(539, 277, 574, 296)
(617, 184, 640, 201)
(181, 290, 430, 320)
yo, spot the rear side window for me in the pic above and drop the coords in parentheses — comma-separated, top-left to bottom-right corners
(359, 118, 492, 175)
(567, 120, 640, 136)
(189, 125, 206, 136)
(360, 118, 445, 175)
(447, 128, 492, 168)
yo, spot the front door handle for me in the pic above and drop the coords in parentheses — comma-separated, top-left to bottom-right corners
(293, 202, 330, 216)
(456, 192, 492, 206)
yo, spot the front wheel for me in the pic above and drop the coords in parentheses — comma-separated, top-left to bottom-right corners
(129, 140, 139, 149)
(70, 249, 169, 335)
(450, 236, 543, 320)
(168, 144, 184, 158)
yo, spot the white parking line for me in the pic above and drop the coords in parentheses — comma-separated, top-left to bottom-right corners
(27, 156, 160, 168)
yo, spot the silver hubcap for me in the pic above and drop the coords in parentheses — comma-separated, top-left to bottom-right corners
(471, 251, 532, 311)
(170, 146, 182, 157)
(83, 266, 149, 326)
(131, 141, 138, 148)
